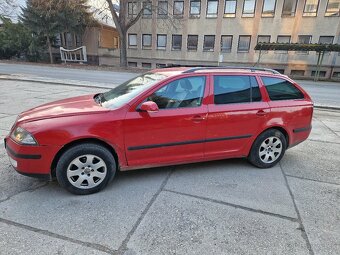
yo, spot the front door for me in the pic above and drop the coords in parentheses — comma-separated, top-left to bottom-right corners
(124, 75, 208, 167)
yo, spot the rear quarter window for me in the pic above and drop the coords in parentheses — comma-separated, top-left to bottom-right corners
(261, 77, 304, 101)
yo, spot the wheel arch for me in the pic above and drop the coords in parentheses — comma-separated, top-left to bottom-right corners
(252, 126, 290, 150)
(51, 138, 119, 178)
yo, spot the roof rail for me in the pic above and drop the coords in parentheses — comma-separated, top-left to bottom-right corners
(182, 66, 281, 74)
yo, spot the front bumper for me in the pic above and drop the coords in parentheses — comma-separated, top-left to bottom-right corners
(4, 137, 61, 180)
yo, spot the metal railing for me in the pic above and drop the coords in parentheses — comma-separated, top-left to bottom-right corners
(60, 46, 87, 63)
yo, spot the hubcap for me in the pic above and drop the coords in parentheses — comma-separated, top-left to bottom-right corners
(259, 136, 283, 164)
(67, 154, 107, 189)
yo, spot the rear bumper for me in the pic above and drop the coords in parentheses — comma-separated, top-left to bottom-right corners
(4, 137, 61, 179)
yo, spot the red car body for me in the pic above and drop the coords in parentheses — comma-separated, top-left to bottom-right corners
(5, 67, 313, 181)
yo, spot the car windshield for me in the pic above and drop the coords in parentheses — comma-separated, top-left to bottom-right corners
(100, 72, 168, 109)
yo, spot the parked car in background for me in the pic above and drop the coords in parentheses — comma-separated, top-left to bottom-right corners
(5, 67, 313, 195)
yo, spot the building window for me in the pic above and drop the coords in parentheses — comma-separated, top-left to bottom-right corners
(238, 35, 251, 52)
(325, 0, 340, 16)
(203, 35, 215, 51)
(142, 63, 152, 68)
(311, 70, 326, 77)
(319, 36, 334, 44)
(128, 34, 137, 48)
(128, 62, 138, 67)
(303, 0, 319, 16)
(207, 0, 218, 18)
(291, 70, 305, 76)
(157, 34, 167, 49)
(142, 34, 152, 49)
(224, 0, 237, 17)
(158, 1, 168, 17)
(276, 35, 291, 53)
(297, 35, 312, 53)
(257, 35, 270, 53)
(242, 0, 256, 17)
(221, 35, 233, 52)
(262, 0, 276, 17)
(156, 63, 167, 68)
(143, 2, 152, 18)
(173, 1, 184, 16)
(128, 2, 138, 17)
(190, 0, 201, 16)
(187, 35, 199, 51)
(282, 0, 297, 16)
(172, 34, 182, 50)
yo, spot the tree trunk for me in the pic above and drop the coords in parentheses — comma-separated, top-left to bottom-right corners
(46, 36, 54, 64)
(119, 32, 127, 68)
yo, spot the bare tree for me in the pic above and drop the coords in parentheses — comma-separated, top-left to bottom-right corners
(103, 0, 180, 68)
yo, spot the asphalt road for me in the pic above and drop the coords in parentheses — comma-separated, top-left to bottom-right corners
(0, 62, 340, 108)
(0, 80, 339, 255)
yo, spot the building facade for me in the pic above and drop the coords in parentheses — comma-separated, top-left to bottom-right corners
(101, 0, 340, 80)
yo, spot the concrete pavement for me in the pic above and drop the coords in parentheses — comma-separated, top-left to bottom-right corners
(0, 80, 339, 254)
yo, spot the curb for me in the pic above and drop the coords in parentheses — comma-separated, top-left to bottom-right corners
(1, 76, 340, 111)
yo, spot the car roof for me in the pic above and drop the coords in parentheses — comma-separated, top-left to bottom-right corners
(151, 66, 285, 78)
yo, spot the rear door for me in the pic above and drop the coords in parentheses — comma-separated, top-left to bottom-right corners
(205, 74, 270, 158)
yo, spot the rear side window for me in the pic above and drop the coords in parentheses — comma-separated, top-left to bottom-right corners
(214, 75, 261, 104)
(261, 77, 304, 101)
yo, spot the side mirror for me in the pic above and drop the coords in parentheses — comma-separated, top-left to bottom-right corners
(139, 101, 159, 112)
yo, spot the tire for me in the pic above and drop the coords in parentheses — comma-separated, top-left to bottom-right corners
(248, 129, 287, 168)
(56, 143, 116, 195)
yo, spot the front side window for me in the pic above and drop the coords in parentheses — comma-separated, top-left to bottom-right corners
(188, 35, 199, 51)
(303, 0, 319, 16)
(149, 76, 206, 109)
(128, 34, 137, 47)
(282, 0, 297, 16)
(174, 1, 184, 15)
(207, 0, 218, 17)
(243, 0, 256, 17)
(190, 0, 201, 15)
(203, 35, 215, 51)
(221, 35, 233, 52)
(142, 34, 152, 48)
(172, 34, 182, 50)
(100, 73, 168, 109)
(325, 0, 340, 16)
(238, 35, 251, 52)
(261, 77, 304, 101)
(214, 75, 261, 104)
(157, 34, 167, 49)
(262, 0, 276, 17)
(224, 0, 237, 17)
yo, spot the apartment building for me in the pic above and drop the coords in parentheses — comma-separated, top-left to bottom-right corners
(100, 0, 340, 79)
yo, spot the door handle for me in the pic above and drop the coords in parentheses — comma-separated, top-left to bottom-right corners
(191, 115, 206, 122)
(256, 110, 268, 116)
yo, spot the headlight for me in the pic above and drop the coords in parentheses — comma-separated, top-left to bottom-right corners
(10, 127, 38, 145)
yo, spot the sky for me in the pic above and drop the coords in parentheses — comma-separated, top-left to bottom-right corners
(0, 0, 117, 26)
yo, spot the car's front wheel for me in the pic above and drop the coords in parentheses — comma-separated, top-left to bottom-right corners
(248, 129, 287, 168)
(56, 143, 116, 195)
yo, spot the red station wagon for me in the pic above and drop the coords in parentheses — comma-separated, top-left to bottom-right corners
(5, 67, 313, 194)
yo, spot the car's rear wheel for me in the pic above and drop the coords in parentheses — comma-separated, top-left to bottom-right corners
(248, 129, 287, 168)
(56, 143, 116, 195)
